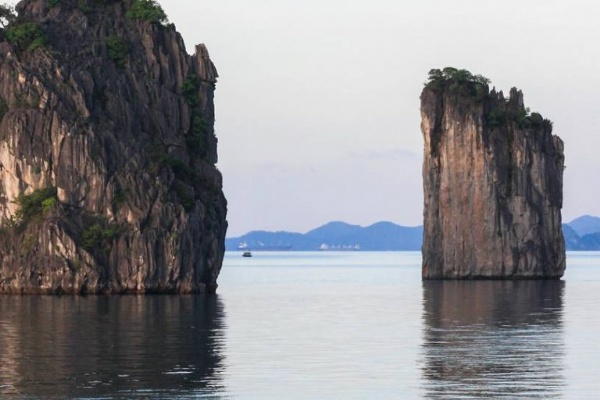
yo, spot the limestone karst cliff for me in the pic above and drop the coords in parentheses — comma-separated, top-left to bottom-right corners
(0, 0, 227, 293)
(421, 68, 565, 279)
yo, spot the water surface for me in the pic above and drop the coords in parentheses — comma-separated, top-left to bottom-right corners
(0, 251, 599, 398)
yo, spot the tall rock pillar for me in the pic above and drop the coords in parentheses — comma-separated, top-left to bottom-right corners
(421, 68, 565, 279)
(0, 0, 227, 294)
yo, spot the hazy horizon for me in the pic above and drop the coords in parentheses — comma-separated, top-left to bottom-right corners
(225, 213, 599, 237)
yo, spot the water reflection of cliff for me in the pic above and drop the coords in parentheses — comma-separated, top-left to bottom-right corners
(0, 295, 226, 398)
(420, 280, 565, 398)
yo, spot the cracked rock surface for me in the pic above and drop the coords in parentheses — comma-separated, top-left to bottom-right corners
(0, 0, 227, 294)
(421, 78, 565, 279)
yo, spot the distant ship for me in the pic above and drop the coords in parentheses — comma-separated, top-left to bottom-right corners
(238, 241, 292, 251)
(319, 244, 361, 251)
(242, 251, 252, 258)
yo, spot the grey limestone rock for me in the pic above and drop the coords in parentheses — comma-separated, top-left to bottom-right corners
(0, 0, 227, 293)
(421, 70, 565, 279)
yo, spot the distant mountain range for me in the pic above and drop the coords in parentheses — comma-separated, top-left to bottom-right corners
(562, 215, 600, 250)
(227, 215, 600, 251)
(226, 221, 422, 251)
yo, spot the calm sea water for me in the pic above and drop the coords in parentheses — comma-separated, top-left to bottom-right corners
(1, 252, 599, 399)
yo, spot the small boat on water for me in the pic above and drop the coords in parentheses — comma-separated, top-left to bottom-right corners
(242, 251, 252, 258)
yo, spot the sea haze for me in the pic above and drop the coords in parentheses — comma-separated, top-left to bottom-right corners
(0, 252, 599, 398)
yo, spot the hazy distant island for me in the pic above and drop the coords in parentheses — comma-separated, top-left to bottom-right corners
(421, 68, 565, 279)
(226, 221, 423, 252)
(227, 216, 600, 252)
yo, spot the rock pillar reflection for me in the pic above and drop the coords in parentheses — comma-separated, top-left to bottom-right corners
(0, 295, 226, 398)
(420, 280, 565, 398)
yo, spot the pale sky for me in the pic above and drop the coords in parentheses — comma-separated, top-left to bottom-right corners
(157, 0, 600, 236)
(12, 0, 599, 236)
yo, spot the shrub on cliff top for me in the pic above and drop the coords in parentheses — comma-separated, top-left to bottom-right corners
(426, 68, 554, 130)
(487, 102, 553, 131)
(427, 67, 491, 87)
(126, 0, 168, 25)
(426, 67, 490, 100)
(528, 112, 553, 131)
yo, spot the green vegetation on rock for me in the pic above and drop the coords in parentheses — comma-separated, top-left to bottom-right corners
(82, 223, 117, 251)
(486, 100, 553, 130)
(426, 67, 554, 131)
(187, 114, 207, 155)
(106, 35, 128, 69)
(14, 187, 58, 224)
(6, 22, 46, 52)
(182, 75, 200, 107)
(41, 197, 57, 214)
(126, 0, 168, 25)
(425, 67, 490, 99)
(162, 153, 194, 179)
(487, 107, 506, 128)
(182, 75, 208, 158)
(174, 181, 194, 211)
(113, 187, 128, 209)
(77, 0, 90, 13)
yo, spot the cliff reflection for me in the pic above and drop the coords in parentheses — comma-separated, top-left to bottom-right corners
(0, 295, 227, 398)
(421, 280, 565, 398)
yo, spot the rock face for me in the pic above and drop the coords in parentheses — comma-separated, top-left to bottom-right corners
(0, 0, 227, 293)
(421, 68, 565, 279)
